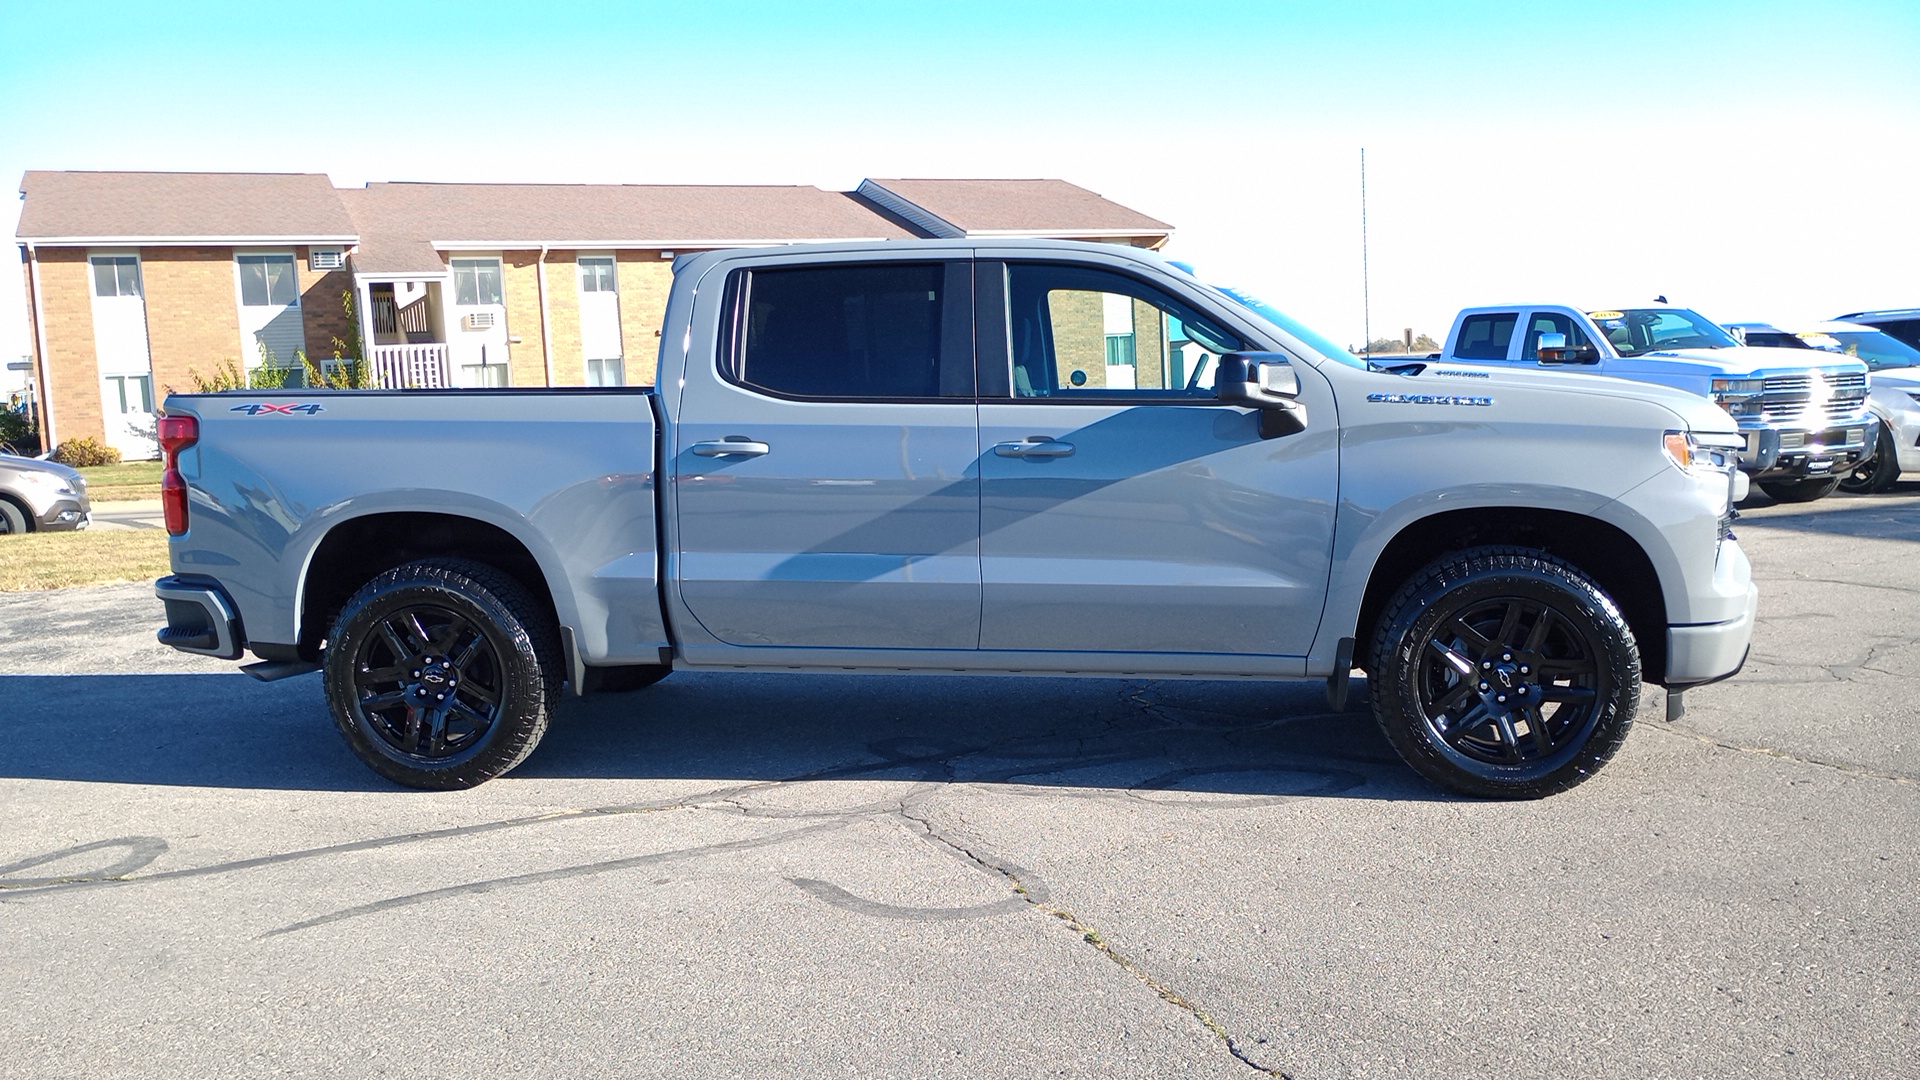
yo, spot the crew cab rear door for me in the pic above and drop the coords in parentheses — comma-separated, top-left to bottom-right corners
(974, 257, 1339, 659)
(669, 254, 982, 652)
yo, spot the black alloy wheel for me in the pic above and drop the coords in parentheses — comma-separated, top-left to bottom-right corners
(1839, 426, 1900, 495)
(1370, 547, 1640, 798)
(323, 558, 561, 789)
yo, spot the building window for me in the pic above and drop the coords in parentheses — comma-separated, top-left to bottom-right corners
(453, 259, 504, 305)
(586, 357, 626, 386)
(91, 256, 142, 298)
(236, 255, 299, 307)
(105, 374, 154, 414)
(579, 256, 617, 293)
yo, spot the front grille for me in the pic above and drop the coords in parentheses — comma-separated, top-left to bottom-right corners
(1760, 370, 1869, 422)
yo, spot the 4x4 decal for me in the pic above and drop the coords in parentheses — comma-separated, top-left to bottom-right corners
(230, 403, 325, 416)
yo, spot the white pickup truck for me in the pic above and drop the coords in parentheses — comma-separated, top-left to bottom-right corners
(1436, 304, 1877, 502)
(153, 240, 1756, 799)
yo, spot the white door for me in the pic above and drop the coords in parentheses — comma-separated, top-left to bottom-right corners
(88, 254, 158, 459)
(450, 257, 510, 387)
(235, 253, 304, 372)
(578, 255, 624, 385)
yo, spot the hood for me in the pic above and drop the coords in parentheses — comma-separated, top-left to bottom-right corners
(1412, 361, 1737, 434)
(1613, 345, 1868, 379)
(0, 454, 84, 484)
(1869, 366, 1920, 390)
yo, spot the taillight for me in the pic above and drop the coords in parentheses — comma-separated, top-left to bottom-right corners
(158, 414, 198, 536)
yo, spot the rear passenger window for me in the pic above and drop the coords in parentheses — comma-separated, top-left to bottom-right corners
(1454, 314, 1517, 361)
(729, 263, 968, 399)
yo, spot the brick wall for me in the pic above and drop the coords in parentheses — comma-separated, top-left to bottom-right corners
(29, 248, 104, 447)
(616, 253, 674, 386)
(1049, 289, 1108, 389)
(142, 247, 244, 396)
(502, 251, 546, 387)
(544, 250, 585, 387)
(1133, 297, 1166, 390)
(297, 248, 357, 363)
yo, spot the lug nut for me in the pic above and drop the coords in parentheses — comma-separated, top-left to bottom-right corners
(1478, 682, 1489, 691)
(1501, 652, 1512, 661)
(412, 670, 421, 678)
(1481, 661, 1492, 670)
(435, 692, 446, 701)
(1520, 665, 1530, 675)
(1497, 694, 1507, 703)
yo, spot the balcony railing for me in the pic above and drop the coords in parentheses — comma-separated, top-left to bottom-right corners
(368, 343, 452, 389)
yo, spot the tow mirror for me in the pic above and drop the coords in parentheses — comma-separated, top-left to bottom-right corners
(1216, 352, 1308, 438)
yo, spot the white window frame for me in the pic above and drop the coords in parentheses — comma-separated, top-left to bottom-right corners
(233, 251, 302, 310)
(451, 257, 506, 307)
(89, 252, 144, 298)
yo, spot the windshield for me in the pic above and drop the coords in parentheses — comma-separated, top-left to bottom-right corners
(1206, 283, 1367, 369)
(1805, 330, 1920, 370)
(1587, 308, 1740, 356)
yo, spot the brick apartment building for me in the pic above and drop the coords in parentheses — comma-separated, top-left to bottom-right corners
(16, 172, 1172, 458)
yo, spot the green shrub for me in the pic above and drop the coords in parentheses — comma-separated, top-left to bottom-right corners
(0, 409, 37, 454)
(52, 436, 122, 467)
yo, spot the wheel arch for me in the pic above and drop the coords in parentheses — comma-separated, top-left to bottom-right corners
(1352, 507, 1670, 684)
(296, 510, 566, 660)
(0, 492, 34, 532)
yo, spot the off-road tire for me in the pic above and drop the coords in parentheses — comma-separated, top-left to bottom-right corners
(1838, 427, 1899, 495)
(323, 558, 562, 790)
(1369, 546, 1640, 799)
(1757, 476, 1842, 503)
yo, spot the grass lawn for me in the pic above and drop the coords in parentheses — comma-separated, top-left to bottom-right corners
(0, 528, 171, 591)
(78, 460, 164, 502)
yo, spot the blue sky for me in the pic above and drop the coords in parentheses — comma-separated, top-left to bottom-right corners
(4, 0, 1917, 383)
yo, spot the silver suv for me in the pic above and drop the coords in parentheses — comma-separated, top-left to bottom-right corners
(0, 454, 91, 533)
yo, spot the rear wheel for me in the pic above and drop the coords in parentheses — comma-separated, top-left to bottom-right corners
(1757, 476, 1841, 503)
(323, 558, 562, 789)
(1369, 546, 1640, 799)
(1839, 427, 1899, 495)
(0, 497, 29, 535)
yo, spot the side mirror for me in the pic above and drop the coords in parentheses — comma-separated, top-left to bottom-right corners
(1216, 351, 1308, 438)
(1537, 333, 1600, 365)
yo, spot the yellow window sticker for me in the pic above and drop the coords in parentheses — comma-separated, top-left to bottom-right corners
(1587, 310, 1625, 320)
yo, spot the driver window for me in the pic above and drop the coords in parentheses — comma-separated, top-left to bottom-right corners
(1522, 313, 1592, 358)
(1006, 263, 1245, 399)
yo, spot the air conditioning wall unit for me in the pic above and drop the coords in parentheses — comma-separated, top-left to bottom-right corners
(464, 312, 497, 330)
(309, 249, 345, 271)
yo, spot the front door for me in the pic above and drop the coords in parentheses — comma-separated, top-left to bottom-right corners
(672, 257, 981, 653)
(88, 254, 158, 459)
(976, 259, 1339, 658)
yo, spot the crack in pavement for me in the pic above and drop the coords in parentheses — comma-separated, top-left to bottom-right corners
(1646, 723, 1918, 787)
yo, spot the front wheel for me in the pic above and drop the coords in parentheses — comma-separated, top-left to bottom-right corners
(323, 558, 563, 789)
(1839, 427, 1900, 495)
(1368, 547, 1640, 799)
(0, 497, 29, 535)
(1757, 476, 1841, 503)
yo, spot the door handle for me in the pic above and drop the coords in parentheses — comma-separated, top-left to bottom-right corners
(993, 438, 1076, 458)
(691, 439, 771, 458)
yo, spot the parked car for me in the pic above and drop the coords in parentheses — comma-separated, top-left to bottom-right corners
(1435, 303, 1876, 503)
(1832, 308, 1920, 352)
(1724, 322, 1815, 350)
(1796, 321, 1920, 493)
(153, 239, 1755, 799)
(0, 453, 90, 534)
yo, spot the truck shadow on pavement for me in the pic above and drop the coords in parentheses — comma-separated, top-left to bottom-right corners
(0, 669, 1441, 801)
(1734, 484, 1920, 541)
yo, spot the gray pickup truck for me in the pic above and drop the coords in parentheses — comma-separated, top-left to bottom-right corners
(155, 240, 1756, 798)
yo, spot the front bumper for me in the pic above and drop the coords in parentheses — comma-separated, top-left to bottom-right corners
(1738, 416, 1879, 480)
(155, 575, 246, 660)
(35, 495, 91, 531)
(1667, 578, 1759, 686)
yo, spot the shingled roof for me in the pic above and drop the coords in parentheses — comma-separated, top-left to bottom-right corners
(857, 179, 1172, 242)
(17, 171, 357, 242)
(340, 182, 914, 273)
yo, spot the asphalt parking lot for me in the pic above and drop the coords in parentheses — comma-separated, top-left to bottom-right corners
(3, 489, 1916, 1079)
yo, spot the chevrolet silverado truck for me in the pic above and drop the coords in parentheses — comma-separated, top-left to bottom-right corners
(153, 240, 1756, 799)
(1437, 304, 1876, 502)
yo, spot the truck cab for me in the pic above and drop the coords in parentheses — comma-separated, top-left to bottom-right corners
(1440, 304, 1877, 502)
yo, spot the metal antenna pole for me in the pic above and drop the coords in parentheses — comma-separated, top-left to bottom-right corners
(1361, 148, 1371, 359)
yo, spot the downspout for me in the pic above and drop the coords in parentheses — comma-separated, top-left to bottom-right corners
(535, 245, 555, 387)
(24, 242, 58, 450)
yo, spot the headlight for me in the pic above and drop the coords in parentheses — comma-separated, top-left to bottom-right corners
(16, 471, 74, 494)
(1709, 377, 1765, 416)
(1664, 430, 1741, 472)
